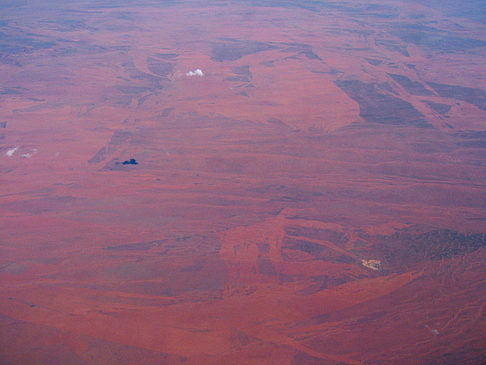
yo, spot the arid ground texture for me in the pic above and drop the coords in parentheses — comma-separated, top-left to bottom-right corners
(1, 0, 486, 364)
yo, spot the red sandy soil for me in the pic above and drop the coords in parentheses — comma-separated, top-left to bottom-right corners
(1, 0, 486, 364)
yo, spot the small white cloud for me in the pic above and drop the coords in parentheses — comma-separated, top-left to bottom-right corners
(186, 69, 204, 77)
(6, 147, 18, 157)
(21, 148, 38, 158)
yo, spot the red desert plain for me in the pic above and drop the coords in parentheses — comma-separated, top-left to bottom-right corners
(1, 0, 486, 363)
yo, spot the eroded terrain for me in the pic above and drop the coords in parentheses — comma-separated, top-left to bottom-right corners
(1, 0, 486, 364)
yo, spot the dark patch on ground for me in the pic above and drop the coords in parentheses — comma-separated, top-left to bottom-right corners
(120, 59, 165, 92)
(115, 85, 151, 95)
(211, 39, 277, 62)
(256, 241, 270, 255)
(453, 130, 486, 149)
(0, 88, 23, 95)
(0, 312, 187, 365)
(104, 158, 132, 170)
(427, 82, 486, 110)
(285, 226, 347, 245)
(457, 141, 486, 148)
(146, 57, 173, 77)
(335, 80, 432, 128)
(106, 240, 166, 251)
(249, 0, 398, 17)
(0, 121, 6, 128)
(88, 146, 108, 163)
(107, 130, 133, 146)
(0, 29, 56, 58)
(454, 130, 486, 139)
(366, 58, 383, 66)
(299, 274, 352, 295)
(1, 196, 77, 214)
(157, 107, 175, 118)
(113, 258, 226, 296)
(388, 73, 434, 96)
(40, 18, 94, 32)
(411, 0, 486, 23)
(230, 328, 258, 347)
(378, 82, 399, 95)
(226, 65, 252, 82)
(391, 24, 486, 52)
(137, 93, 151, 107)
(372, 228, 486, 270)
(270, 195, 308, 203)
(291, 351, 342, 365)
(281, 237, 354, 264)
(0, 262, 27, 274)
(281, 43, 321, 60)
(423, 100, 451, 115)
(257, 258, 277, 276)
(89, 130, 133, 164)
(410, 142, 453, 154)
(282, 237, 326, 256)
(266, 118, 286, 126)
(85, 0, 179, 9)
(153, 53, 178, 60)
(376, 39, 409, 57)
(205, 156, 249, 174)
